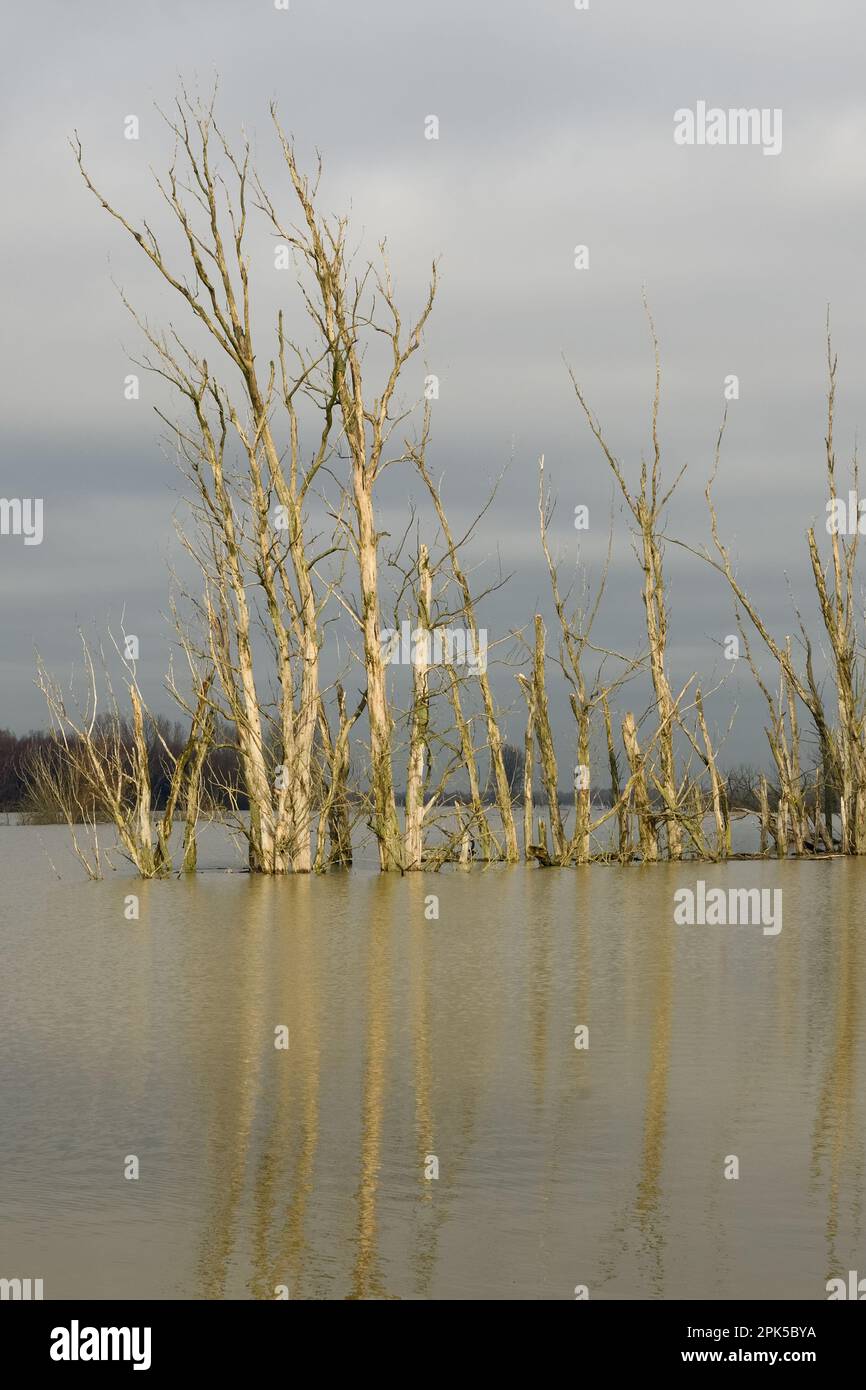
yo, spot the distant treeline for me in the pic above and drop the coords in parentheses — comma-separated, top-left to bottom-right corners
(0, 725, 768, 819)
(0, 722, 246, 819)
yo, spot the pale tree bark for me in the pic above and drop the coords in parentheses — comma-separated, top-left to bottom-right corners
(529, 616, 565, 861)
(446, 669, 494, 862)
(781, 648, 806, 855)
(536, 455, 635, 866)
(180, 703, 214, 873)
(675, 363, 859, 855)
(602, 693, 629, 862)
(315, 686, 366, 870)
(155, 672, 215, 874)
(404, 546, 433, 868)
(412, 435, 519, 862)
(519, 674, 536, 861)
(570, 692, 592, 865)
(735, 623, 807, 858)
(568, 301, 686, 859)
(128, 686, 156, 878)
(694, 688, 730, 860)
(758, 774, 771, 855)
(622, 711, 659, 863)
(260, 114, 439, 871)
(804, 330, 866, 851)
(74, 93, 340, 873)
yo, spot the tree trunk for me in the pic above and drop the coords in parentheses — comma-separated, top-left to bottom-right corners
(404, 547, 432, 869)
(622, 711, 658, 863)
(531, 616, 565, 861)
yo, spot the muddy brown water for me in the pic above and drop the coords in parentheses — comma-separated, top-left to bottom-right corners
(1, 823, 863, 1299)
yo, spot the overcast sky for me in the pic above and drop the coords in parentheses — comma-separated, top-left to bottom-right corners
(2, 0, 865, 767)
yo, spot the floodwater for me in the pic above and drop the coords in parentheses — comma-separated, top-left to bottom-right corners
(1, 822, 864, 1300)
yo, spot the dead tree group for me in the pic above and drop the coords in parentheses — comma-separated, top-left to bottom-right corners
(32, 89, 866, 877)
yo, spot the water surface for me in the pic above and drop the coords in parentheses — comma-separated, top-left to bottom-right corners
(1, 825, 863, 1299)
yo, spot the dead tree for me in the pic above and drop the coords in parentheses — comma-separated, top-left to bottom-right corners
(676, 326, 864, 855)
(411, 422, 519, 861)
(315, 684, 366, 870)
(522, 616, 565, 859)
(35, 634, 211, 877)
(258, 111, 437, 870)
(622, 711, 659, 862)
(567, 300, 687, 858)
(694, 688, 731, 860)
(154, 670, 215, 872)
(536, 455, 639, 865)
(74, 90, 351, 872)
(602, 693, 630, 861)
(519, 673, 536, 860)
(403, 546, 433, 868)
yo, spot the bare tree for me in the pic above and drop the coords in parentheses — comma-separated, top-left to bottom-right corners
(567, 299, 688, 858)
(257, 113, 437, 870)
(676, 321, 863, 856)
(411, 425, 519, 861)
(73, 89, 362, 872)
(403, 545, 433, 868)
(35, 634, 212, 877)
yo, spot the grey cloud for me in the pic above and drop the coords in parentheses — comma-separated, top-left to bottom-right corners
(1, 0, 863, 772)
